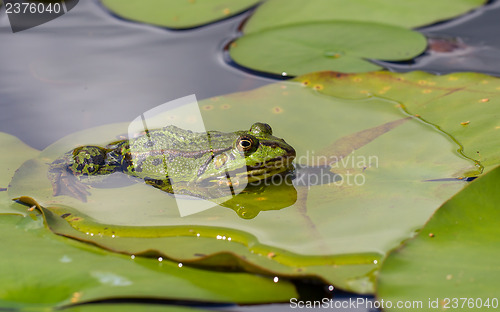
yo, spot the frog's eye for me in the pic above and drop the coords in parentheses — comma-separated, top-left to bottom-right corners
(236, 135, 258, 154)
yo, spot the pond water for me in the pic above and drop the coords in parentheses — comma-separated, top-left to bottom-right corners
(381, 0, 500, 75)
(1, 0, 499, 311)
(0, 0, 273, 150)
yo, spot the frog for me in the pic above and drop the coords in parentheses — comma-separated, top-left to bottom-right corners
(48, 122, 296, 202)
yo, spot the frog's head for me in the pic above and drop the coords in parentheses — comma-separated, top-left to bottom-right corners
(68, 146, 108, 176)
(197, 122, 296, 186)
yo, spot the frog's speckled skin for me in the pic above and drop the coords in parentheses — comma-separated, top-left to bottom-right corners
(48, 122, 296, 202)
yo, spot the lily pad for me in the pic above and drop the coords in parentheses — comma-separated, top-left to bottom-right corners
(377, 165, 500, 310)
(0, 132, 39, 215)
(296, 71, 500, 173)
(64, 304, 207, 312)
(8, 76, 476, 293)
(229, 21, 427, 75)
(0, 212, 297, 309)
(243, 0, 488, 33)
(101, 0, 260, 29)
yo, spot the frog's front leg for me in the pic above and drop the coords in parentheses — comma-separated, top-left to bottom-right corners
(48, 146, 114, 202)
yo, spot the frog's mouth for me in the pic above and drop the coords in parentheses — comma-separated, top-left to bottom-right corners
(244, 155, 295, 181)
(208, 155, 294, 186)
(198, 155, 295, 186)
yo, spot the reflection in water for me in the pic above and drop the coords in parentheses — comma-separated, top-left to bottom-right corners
(222, 173, 297, 219)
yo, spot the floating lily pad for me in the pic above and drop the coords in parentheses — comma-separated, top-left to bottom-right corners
(101, 0, 260, 29)
(0, 212, 296, 309)
(296, 71, 500, 173)
(229, 21, 427, 75)
(64, 304, 207, 312)
(243, 0, 488, 33)
(8, 76, 476, 293)
(0, 132, 39, 215)
(377, 165, 500, 310)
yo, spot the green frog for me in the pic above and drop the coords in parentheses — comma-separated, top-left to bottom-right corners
(48, 122, 296, 202)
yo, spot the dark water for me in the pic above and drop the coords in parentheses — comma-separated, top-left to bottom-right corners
(0, 0, 272, 150)
(1, 1, 500, 311)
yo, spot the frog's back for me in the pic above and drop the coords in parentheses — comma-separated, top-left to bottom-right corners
(123, 125, 239, 183)
(128, 125, 236, 152)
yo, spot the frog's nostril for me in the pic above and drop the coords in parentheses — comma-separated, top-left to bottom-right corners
(287, 146, 296, 158)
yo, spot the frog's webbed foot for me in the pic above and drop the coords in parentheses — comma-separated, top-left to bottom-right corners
(48, 156, 90, 202)
(49, 168, 90, 202)
(49, 145, 114, 202)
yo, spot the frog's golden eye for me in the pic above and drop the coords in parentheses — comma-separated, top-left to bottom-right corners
(239, 138, 252, 149)
(236, 135, 258, 154)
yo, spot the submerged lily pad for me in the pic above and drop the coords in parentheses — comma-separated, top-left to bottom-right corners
(101, 0, 260, 29)
(296, 71, 500, 173)
(64, 304, 207, 312)
(229, 21, 426, 75)
(243, 0, 488, 33)
(0, 212, 296, 309)
(377, 165, 500, 310)
(0, 132, 39, 215)
(8, 75, 476, 293)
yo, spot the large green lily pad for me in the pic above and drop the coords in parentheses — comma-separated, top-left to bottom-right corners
(101, 0, 260, 29)
(377, 165, 500, 311)
(0, 212, 296, 309)
(296, 71, 500, 173)
(8, 74, 476, 293)
(243, 0, 488, 33)
(229, 21, 427, 75)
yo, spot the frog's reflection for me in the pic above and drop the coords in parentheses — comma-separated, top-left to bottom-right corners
(219, 165, 341, 219)
(49, 161, 340, 220)
(219, 173, 297, 219)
